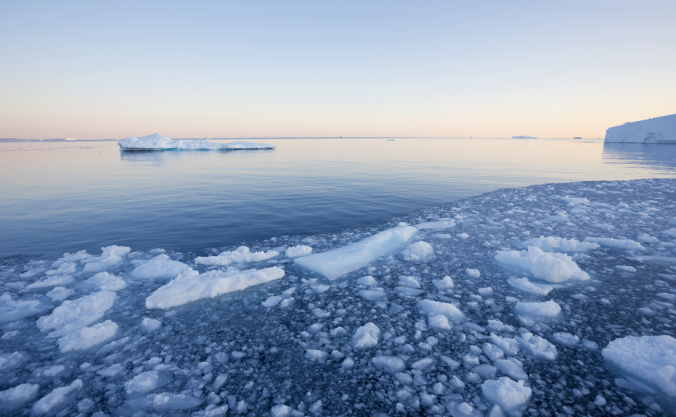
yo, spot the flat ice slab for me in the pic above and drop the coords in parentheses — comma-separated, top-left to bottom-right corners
(118, 133, 276, 151)
(605, 113, 676, 143)
(294, 226, 418, 280)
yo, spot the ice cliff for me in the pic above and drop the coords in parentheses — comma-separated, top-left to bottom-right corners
(605, 113, 676, 143)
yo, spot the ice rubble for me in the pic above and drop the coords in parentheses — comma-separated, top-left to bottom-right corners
(604, 113, 676, 143)
(117, 133, 277, 151)
(3, 178, 676, 416)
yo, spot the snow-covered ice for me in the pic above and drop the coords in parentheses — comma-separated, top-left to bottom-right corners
(2, 178, 676, 415)
(118, 133, 277, 151)
(401, 241, 434, 262)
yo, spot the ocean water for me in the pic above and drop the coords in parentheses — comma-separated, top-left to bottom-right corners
(1, 138, 676, 258)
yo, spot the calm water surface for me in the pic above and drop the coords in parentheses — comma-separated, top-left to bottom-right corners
(2, 138, 676, 258)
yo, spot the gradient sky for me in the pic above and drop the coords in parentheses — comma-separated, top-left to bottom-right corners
(1, 1, 674, 139)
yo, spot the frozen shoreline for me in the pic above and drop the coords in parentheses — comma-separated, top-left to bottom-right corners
(2, 178, 676, 416)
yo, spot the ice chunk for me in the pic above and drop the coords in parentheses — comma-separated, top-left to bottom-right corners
(83, 245, 131, 272)
(604, 113, 676, 143)
(32, 379, 82, 415)
(97, 364, 124, 377)
(37, 291, 116, 337)
(522, 236, 599, 252)
(46, 287, 73, 302)
(0, 383, 40, 412)
(556, 196, 590, 205)
(458, 233, 470, 239)
(195, 246, 279, 266)
(519, 333, 557, 361)
(358, 288, 388, 301)
(131, 255, 190, 279)
(481, 377, 531, 417)
(262, 295, 283, 307)
(466, 268, 481, 278)
(602, 335, 676, 397)
(482, 343, 505, 361)
(418, 299, 465, 321)
(552, 332, 580, 347)
(398, 275, 420, 288)
(306, 349, 328, 360)
(490, 333, 520, 356)
(125, 371, 161, 394)
(146, 266, 285, 309)
(495, 246, 589, 283)
(514, 300, 561, 323)
(433, 275, 454, 290)
(86, 271, 127, 291)
(57, 320, 119, 352)
(140, 317, 162, 332)
(285, 245, 313, 258)
(52, 250, 91, 267)
(507, 277, 552, 296)
(473, 364, 498, 378)
(356, 275, 377, 286)
(372, 356, 405, 372)
(46, 262, 76, 276)
(415, 218, 456, 229)
(0, 293, 47, 323)
(25, 274, 74, 289)
(428, 314, 452, 331)
(118, 133, 183, 150)
(294, 226, 418, 280)
(494, 359, 528, 380)
(583, 237, 644, 251)
(0, 352, 28, 371)
(402, 241, 434, 262)
(352, 322, 380, 349)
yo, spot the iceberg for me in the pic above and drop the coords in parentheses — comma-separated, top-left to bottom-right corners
(118, 133, 277, 151)
(604, 113, 676, 143)
(294, 226, 418, 280)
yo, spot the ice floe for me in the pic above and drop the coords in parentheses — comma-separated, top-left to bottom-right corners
(195, 246, 279, 266)
(495, 246, 590, 283)
(118, 133, 276, 151)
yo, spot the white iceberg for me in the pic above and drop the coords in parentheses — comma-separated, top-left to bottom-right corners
(145, 266, 285, 309)
(604, 113, 676, 143)
(118, 133, 276, 151)
(294, 226, 418, 280)
(495, 246, 589, 283)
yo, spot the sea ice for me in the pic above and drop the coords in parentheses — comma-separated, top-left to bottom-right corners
(36, 291, 117, 337)
(372, 356, 405, 372)
(0, 293, 47, 323)
(495, 246, 589, 283)
(140, 317, 162, 332)
(552, 332, 580, 347)
(145, 266, 285, 309)
(466, 268, 481, 278)
(414, 218, 456, 229)
(356, 275, 377, 286)
(32, 379, 83, 415)
(602, 335, 676, 397)
(118, 133, 183, 150)
(514, 300, 561, 322)
(0, 383, 40, 412)
(83, 245, 131, 272)
(195, 246, 279, 266)
(25, 274, 74, 289)
(522, 236, 599, 252)
(57, 320, 119, 352)
(418, 299, 466, 322)
(507, 277, 552, 295)
(131, 254, 190, 279)
(86, 271, 127, 291)
(432, 275, 454, 290)
(295, 226, 418, 280)
(481, 377, 531, 417)
(285, 245, 313, 258)
(519, 333, 557, 361)
(52, 250, 91, 267)
(352, 323, 380, 349)
(402, 241, 434, 262)
(583, 237, 644, 251)
(494, 359, 528, 380)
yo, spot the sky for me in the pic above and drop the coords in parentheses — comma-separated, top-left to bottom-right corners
(0, 1, 674, 139)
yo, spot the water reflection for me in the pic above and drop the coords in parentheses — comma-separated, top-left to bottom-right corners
(119, 148, 276, 166)
(603, 143, 676, 171)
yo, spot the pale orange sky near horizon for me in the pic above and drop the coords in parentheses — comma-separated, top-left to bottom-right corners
(1, 1, 674, 140)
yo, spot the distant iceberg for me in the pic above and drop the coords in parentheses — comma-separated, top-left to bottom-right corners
(118, 133, 276, 151)
(605, 114, 676, 143)
(512, 135, 536, 139)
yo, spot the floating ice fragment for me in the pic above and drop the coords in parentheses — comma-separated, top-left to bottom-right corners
(602, 335, 676, 397)
(415, 218, 456, 229)
(514, 300, 561, 323)
(306, 349, 328, 360)
(140, 317, 161, 332)
(57, 320, 119, 352)
(372, 356, 405, 372)
(358, 288, 387, 301)
(428, 314, 452, 331)
(507, 278, 552, 295)
(52, 250, 91, 267)
(46, 262, 76, 276)
(519, 333, 557, 361)
(294, 226, 418, 280)
(583, 237, 644, 251)
(86, 271, 127, 291)
(495, 247, 589, 283)
(131, 254, 190, 279)
(97, 364, 124, 377)
(262, 295, 283, 307)
(457, 233, 470, 239)
(433, 275, 454, 290)
(351, 323, 380, 349)
(490, 333, 520, 356)
(195, 246, 279, 266)
(83, 245, 131, 272)
(285, 245, 313, 258)
(118, 133, 182, 150)
(32, 379, 82, 415)
(37, 291, 117, 337)
(522, 236, 599, 252)
(398, 275, 421, 288)
(418, 299, 465, 322)
(615, 265, 636, 272)
(356, 275, 377, 286)
(494, 359, 528, 380)
(402, 241, 434, 262)
(466, 269, 481, 278)
(481, 377, 531, 417)
(145, 266, 285, 309)
(557, 196, 590, 205)
(0, 383, 40, 412)
(125, 371, 161, 394)
(0, 293, 48, 323)
(552, 332, 580, 347)
(25, 274, 74, 289)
